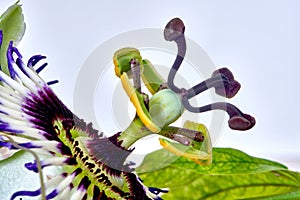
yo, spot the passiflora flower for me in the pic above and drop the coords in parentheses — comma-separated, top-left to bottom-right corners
(0, 8, 255, 198)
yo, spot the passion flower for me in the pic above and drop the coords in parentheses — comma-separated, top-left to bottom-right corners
(0, 30, 166, 200)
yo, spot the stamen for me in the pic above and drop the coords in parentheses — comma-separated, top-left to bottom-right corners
(182, 99, 256, 130)
(164, 18, 186, 93)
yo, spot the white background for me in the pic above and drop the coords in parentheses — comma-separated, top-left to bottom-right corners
(0, 0, 299, 170)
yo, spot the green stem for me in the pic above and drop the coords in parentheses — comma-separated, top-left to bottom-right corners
(117, 117, 152, 149)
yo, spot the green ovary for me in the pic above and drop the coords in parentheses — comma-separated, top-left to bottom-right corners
(149, 89, 184, 128)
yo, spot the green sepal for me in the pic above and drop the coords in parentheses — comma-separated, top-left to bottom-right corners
(0, 1, 26, 77)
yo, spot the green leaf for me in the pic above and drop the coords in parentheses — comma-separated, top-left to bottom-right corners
(0, 1, 26, 76)
(137, 148, 287, 174)
(137, 148, 300, 199)
(142, 170, 300, 199)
